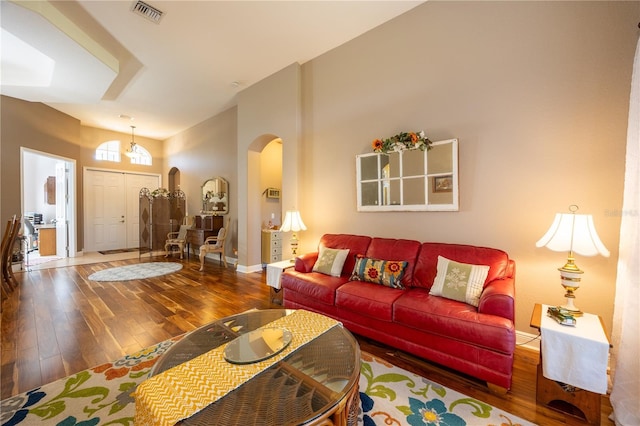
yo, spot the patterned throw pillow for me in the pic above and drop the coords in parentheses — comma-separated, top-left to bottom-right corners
(429, 256, 490, 307)
(350, 255, 408, 289)
(312, 246, 350, 277)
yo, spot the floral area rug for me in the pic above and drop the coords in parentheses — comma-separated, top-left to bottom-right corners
(1, 336, 182, 426)
(87, 262, 182, 282)
(359, 352, 535, 426)
(1, 339, 535, 426)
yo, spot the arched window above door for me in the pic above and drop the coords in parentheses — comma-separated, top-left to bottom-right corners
(127, 145, 152, 165)
(95, 140, 121, 162)
(95, 140, 152, 165)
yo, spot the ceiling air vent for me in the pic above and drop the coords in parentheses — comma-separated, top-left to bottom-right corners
(131, 0, 164, 24)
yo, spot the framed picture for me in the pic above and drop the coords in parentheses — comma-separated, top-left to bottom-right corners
(433, 175, 453, 193)
(266, 187, 280, 199)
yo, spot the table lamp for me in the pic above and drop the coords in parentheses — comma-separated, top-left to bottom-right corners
(279, 210, 307, 261)
(535, 205, 609, 314)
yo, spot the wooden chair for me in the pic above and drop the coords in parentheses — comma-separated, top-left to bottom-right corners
(1, 215, 20, 293)
(199, 218, 230, 271)
(164, 225, 191, 259)
(1, 217, 14, 304)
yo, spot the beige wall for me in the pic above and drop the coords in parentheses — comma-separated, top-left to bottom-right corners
(2, 1, 637, 337)
(163, 106, 238, 257)
(237, 63, 302, 270)
(1, 96, 80, 221)
(1, 96, 164, 251)
(296, 1, 638, 334)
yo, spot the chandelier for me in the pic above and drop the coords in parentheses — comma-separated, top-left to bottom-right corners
(125, 125, 142, 158)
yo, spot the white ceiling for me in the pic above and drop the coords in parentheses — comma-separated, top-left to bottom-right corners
(1, 1, 424, 139)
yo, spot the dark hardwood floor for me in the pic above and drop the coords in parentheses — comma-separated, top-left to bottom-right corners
(1, 255, 613, 425)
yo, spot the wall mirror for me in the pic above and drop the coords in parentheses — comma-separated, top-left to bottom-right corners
(356, 138, 458, 212)
(201, 177, 228, 215)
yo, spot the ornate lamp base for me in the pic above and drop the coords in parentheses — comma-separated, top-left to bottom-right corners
(559, 265, 584, 316)
(289, 232, 299, 262)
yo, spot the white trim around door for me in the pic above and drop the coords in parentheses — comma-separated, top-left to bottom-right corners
(83, 167, 160, 252)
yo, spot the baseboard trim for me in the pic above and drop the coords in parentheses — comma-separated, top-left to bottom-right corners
(516, 329, 540, 351)
(236, 263, 263, 274)
(201, 253, 238, 268)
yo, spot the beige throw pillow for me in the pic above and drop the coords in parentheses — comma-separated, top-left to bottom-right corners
(312, 246, 350, 277)
(429, 255, 490, 307)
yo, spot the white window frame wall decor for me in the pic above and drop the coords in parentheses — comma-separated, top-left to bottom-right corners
(356, 138, 459, 212)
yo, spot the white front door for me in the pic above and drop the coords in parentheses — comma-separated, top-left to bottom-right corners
(84, 169, 161, 252)
(85, 170, 127, 251)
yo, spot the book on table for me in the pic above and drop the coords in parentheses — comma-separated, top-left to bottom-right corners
(547, 306, 577, 326)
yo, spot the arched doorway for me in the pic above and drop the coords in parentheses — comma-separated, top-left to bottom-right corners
(238, 134, 282, 272)
(168, 167, 180, 192)
(260, 139, 282, 230)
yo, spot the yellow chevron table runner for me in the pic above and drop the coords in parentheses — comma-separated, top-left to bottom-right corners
(133, 310, 341, 425)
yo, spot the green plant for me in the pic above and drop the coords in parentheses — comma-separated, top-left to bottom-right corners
(372, 131, 432, 153)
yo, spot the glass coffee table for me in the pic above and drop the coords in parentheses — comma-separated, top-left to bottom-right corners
(149, 309, 361, 425)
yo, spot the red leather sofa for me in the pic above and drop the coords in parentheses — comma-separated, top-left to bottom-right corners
(281, 234, 516, 390)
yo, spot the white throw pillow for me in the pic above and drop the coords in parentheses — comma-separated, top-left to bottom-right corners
(312, 246, 350, 277)
(429, 255, 490, 307)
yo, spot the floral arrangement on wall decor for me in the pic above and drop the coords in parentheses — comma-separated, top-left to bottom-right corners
(150, 187, 170, 198)
(372, 131, 432, 153)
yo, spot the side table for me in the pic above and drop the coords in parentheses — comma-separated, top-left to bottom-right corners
(265, 259, 294, 305)
(530, 303, 610, 425)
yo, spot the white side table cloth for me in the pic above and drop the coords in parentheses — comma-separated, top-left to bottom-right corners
(266, 260, 295, 290)
(540, 304, 609, 394)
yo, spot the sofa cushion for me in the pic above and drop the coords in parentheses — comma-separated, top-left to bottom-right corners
(350, 255, 408, 289)
(364, 238, 421, 286)
(394, 289, 515, 354)
(429, 256, 490, 307)
(336, 281, 404, 322)
(317, 234, 372, 276)
(281, 270, 349, 305)
(412, 243, 510, 290)
(312, 246, 350, 277)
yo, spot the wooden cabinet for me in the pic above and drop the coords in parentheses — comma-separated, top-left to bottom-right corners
(261, 230, 282, 264)
(195, 215, 223, 231)
(187, 215, 224, 257)
(45, 176, 55, 205)
(38, 227, 56, 256)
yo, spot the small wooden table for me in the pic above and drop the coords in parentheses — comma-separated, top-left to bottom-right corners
(266, 260, 295, 305)
(530, 303, 610, 425)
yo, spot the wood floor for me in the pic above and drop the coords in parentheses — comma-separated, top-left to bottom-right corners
(1, 255, 613, 425)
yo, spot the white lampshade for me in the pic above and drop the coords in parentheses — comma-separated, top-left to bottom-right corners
(280, 211, 307, 233)
(536, 213, 610, 257)
(536, 206, 609, 313)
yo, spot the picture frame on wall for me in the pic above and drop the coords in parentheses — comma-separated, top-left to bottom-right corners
(433, 175, 453, 193)
(266, 188, 280, 199)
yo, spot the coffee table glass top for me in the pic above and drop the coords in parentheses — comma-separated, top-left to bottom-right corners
(149, 309, 360, 425)
(224, 327, 293, 364)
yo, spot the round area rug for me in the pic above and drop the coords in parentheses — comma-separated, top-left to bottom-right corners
(88, 262, 183, 281)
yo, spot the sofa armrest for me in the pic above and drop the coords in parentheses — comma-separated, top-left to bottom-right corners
(294, 252, 318, 273)
(478, 277, 515, 322)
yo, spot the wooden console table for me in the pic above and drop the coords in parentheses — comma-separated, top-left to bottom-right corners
(186, 215, 223, 258)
